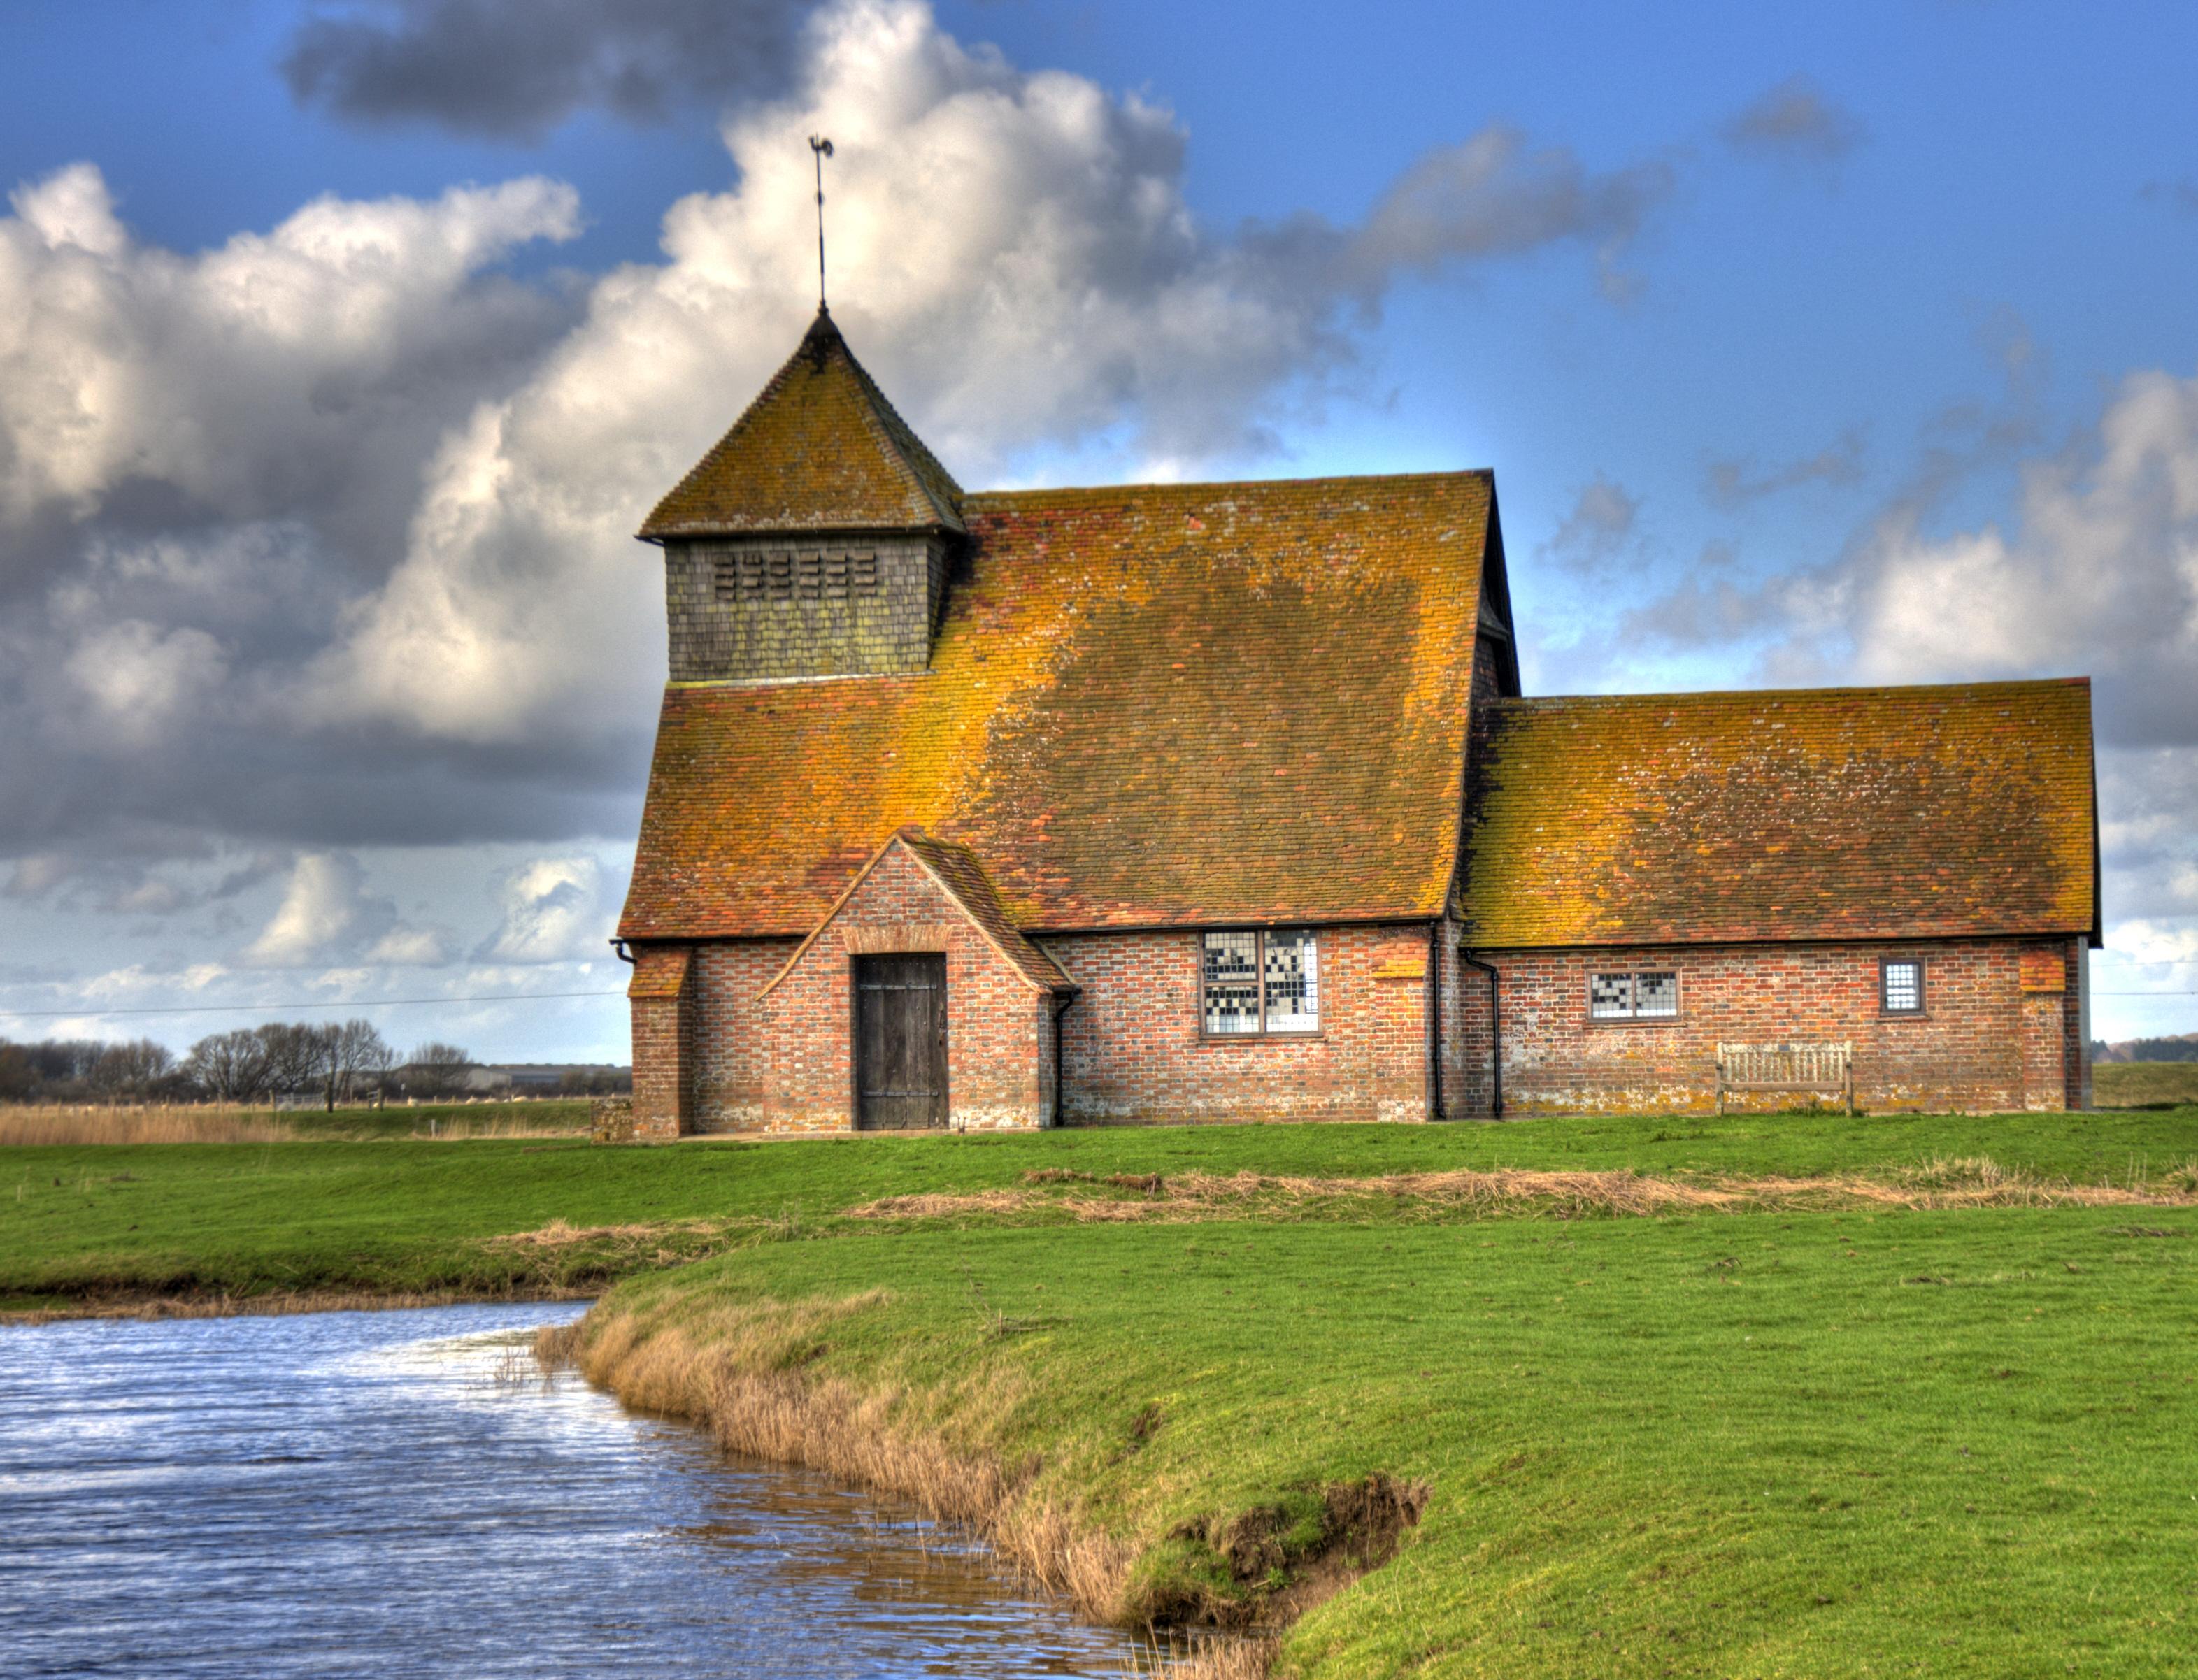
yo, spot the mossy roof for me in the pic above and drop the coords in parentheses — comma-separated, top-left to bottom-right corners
(1458, 679, 2100, 949)
(638, 308, 964, 538)
(619, 471, 1497, 939)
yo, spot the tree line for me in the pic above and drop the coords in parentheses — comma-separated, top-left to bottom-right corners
(0, 1024, 473, 1108)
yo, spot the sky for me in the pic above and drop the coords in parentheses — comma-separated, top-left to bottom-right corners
(3, 0, 2196, 1063)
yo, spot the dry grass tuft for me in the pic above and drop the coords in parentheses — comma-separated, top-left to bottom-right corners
(1121, 1635, 1277, 1679)
(847, 1161, 2198, 1227)
(555, 1291, 1135, 1625)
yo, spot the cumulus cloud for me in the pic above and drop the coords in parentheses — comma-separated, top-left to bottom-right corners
(1542, 475, 1641, 573)
(1, 0, 1677, 900)
(283, 0, 817, 140)
(364, 924, 455, 965)
(1722, 76, 1865, 165)
(241, 852, 394, 967)
(479, 856, 608, 961)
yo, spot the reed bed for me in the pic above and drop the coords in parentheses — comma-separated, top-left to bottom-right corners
(0, 1103, 588, 1146)
(0, 1106, 292, 1146)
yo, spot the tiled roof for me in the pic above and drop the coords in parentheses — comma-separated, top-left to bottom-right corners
(625, 944, 690, 1000)
(619, 471, 1496, 939)
(638, 308, 964, 538)
(1458, 680, 2099, 948)
(757, 831, 1077, 997)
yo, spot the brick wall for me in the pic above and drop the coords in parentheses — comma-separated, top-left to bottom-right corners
(669, 845, 1055, 1134)
(662, 532, 946, 682)
(1046, 924, 1434, 1124)
(1448, 935, 2089, 1115)
(627, 946, 693, 1139)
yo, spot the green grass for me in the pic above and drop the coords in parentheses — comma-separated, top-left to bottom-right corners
(4, 1107, 2195, 1308)
(8, 1107, 2197, 1672)
(2095, 1061, 2198, 1110)
(597, 1205, 2197, 1677)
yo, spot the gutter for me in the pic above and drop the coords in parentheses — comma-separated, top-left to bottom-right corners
(1459, 952, 1501, 1119)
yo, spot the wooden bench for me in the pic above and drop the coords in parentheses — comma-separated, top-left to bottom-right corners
(1715, 1042, 1854, 1115)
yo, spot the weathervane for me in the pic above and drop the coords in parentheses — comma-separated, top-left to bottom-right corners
(809, 135, 834, 311)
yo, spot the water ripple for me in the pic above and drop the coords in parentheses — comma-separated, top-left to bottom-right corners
(0, 1304, 1135, 1679)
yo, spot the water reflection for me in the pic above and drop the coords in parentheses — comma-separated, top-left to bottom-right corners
(0, 1303, 1136, 1678)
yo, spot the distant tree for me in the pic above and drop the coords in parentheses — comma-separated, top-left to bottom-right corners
(87, 1040, 174, 1103)
(0, 1043, 36, 1102)
(321, 1019, 395, 1110)
(402, 1041, 473, 1099)
(184, 1029, 273, 1102)
(2130, 1034, 2198, 1063)
(257, 1022, 329, 1098)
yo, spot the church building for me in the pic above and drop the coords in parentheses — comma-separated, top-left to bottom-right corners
(615, 308, 2099, 1135)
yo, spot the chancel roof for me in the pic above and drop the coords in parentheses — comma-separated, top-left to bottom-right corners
(1458, 680, 2100, 949)
(619, 471, 1498, 939)
(638, 308, 964, 539)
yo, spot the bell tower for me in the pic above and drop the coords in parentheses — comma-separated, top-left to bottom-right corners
(637, 308, 964, 683)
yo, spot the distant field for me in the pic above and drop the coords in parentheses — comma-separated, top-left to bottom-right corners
(2094, 1061, 2198, 1108)
(0, 1099, 594, 1147)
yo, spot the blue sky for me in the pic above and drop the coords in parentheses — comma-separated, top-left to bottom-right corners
(2, 0, 2195, 1061)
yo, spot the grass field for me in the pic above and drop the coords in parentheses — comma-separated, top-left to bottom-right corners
(2094, 1061, 2198, 1109)
(7, 1107, 2195, 1675)
(5, 1107, 2197, 1310)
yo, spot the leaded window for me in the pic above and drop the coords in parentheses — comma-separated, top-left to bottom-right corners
(1882, 959, 1924, 1014)
(1203, 931, 1319, 1035)
(1590, 970, 1678, 1020)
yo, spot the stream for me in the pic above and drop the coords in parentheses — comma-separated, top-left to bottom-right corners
(0, 1302, 1140, 1677)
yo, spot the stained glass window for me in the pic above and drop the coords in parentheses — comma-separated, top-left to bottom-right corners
(1590, 972, 1679, 1019)
(1203, 931, 1318, 1035)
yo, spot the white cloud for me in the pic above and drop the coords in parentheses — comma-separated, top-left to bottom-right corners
(241, 852, 394, 967)
(63, 620, 229, 746)
(480, 856, 608, 963)
(365, 924, 455, 965)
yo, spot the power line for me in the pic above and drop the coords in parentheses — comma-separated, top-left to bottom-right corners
(0, 990, 627, 1021)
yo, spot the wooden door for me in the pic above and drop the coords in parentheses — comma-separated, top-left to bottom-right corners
(854, 954, 948, 1130)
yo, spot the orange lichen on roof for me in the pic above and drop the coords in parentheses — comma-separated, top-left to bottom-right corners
(620, 471, 1494, 939)
(1459, 680, 2099, 948)
(626, 945, 690, 999)
(638, 309, 964, 538)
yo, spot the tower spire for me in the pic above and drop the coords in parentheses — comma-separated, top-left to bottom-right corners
(808, 135, 834, 313)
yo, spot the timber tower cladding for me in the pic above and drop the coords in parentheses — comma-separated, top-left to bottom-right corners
(637, 306, 965, 682)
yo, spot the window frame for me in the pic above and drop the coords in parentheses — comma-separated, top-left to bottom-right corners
(1198, 929, 1323, 1040)
(1880, 956, 1927, 1017)
(1585, 968, 1683, 1025)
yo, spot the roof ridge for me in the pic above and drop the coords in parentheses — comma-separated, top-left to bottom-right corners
(1491, 676, 2091, 708)
(962, 468, 1493, 506)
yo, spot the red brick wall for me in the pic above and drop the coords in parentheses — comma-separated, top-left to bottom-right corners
(683, 938, 799, 1133)
(702, 845, 1056, 1133)
(1046, 924, 1434, 1124)
(626, 946, 693, 1139)
(1448, 935, 2088, 1115)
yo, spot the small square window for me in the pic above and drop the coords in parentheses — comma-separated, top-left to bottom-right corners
(1635, 972, 1678, 1017)
(1883, 959, 1924, 1014)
